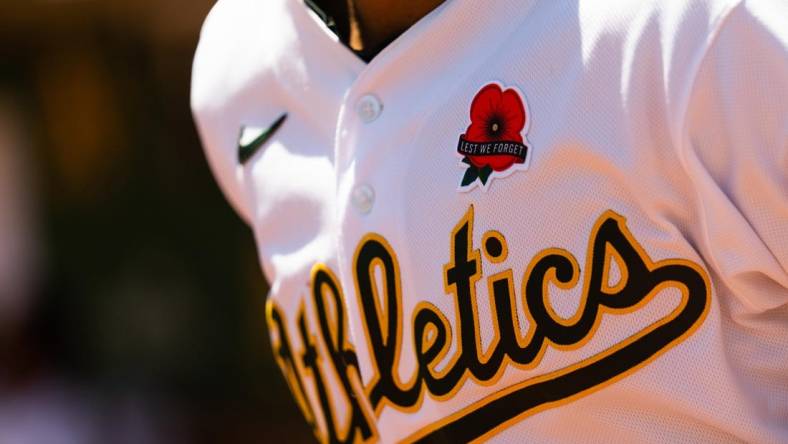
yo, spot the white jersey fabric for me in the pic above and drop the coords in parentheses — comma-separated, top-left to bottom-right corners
(191, 0, 787, 442)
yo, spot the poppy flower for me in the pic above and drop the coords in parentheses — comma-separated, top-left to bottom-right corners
(463, 83, 527, 172)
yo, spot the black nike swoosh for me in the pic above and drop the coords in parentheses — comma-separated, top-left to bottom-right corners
(237, 113, 288, 164)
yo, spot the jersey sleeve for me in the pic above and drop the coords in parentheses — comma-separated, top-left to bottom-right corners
(191, 0, 254, 225)
(682, 0, 787, 313)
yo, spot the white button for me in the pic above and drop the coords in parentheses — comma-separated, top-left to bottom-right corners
(351, 184, 375, 214)
(356, 94, 383, 123)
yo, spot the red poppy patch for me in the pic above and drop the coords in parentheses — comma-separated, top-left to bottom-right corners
(457, 83, 532, 191)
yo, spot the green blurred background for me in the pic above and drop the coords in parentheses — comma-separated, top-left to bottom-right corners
(0, 1, 311, 442)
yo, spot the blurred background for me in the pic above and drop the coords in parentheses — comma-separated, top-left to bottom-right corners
(0, 1, 311, 442)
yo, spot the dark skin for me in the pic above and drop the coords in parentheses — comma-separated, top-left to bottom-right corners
(313, 0, 445, 57)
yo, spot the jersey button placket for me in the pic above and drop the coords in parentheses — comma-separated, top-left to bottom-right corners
(347, 93, 383, 215)
(351, 183, 375, 214)
(356, 94, 383, 123)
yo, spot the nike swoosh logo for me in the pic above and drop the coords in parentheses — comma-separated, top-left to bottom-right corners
(237, 113, 288, 164)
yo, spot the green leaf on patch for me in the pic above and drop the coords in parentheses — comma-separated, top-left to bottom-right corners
(461, 166, 479, 187)
(478, 166, 493, 185)
(461, 157, 471, 165)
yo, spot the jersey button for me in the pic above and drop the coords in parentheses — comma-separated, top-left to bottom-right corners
(351, 184, 375, 214)
(356, 94, 383, 123)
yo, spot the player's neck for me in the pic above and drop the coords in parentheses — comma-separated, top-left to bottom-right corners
(347, 0, 445, 57)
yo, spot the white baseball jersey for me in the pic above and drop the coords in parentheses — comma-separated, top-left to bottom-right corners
(191, 0, 788, 442)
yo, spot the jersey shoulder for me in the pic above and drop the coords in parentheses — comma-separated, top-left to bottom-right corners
(567, 0, 779, 126)
(572, 0, 785, 62)
(190, 0, 296, 223)
(572, 0, 742, 54)
(191, 0, 293, 115)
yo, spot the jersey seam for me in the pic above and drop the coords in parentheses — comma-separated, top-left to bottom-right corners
(675, 0, 745, 153)
(672, 0, 752, 310)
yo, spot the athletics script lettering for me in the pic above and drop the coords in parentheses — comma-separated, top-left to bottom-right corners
(267, 206, 711, 443)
